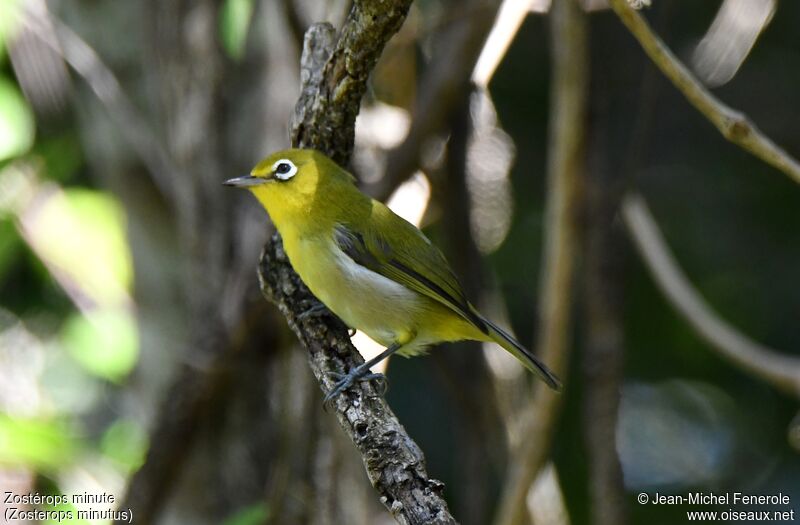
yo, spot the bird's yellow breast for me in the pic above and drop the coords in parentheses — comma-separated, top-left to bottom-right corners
(281, 229, 485, 355)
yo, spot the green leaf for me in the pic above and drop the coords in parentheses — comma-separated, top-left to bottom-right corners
(222, 502, 270, 525)
(0, 0, 23, 61)
(0, 76, 35, 161)
(100, 418, 148, 472)
(0, 414, 77, 470)
(26, 188, 133, 308)
(220, 0, 254, 60)
(61, 309, 138, 382)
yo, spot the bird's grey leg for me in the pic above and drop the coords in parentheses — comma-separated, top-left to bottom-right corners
(297, 299, 331, 321)
(298, 301, 355, 335)
(323, 342, 402, 404)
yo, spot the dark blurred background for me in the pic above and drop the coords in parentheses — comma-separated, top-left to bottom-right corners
(0, 0, 797, 524)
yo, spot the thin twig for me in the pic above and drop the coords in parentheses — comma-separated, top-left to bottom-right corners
(622, 193, 800, 398)
(258, 5, 459, 523)
(608, 0, 800, 185)
(471, 0, 535, 89)
(493, 0, 588, 523)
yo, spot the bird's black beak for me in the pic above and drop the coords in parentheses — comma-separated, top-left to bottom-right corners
(223, 174, 267, 187)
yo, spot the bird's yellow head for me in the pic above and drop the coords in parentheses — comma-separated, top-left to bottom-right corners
(224, 148, 359, 229)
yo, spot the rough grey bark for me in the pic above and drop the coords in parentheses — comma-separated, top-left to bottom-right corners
(289, 2, 414, 167)
(256, 3, 459, 523)
(260, 239, 455, 525)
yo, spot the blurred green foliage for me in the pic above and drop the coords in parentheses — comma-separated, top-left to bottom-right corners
(0, 0, 22, 61)
(0, 77, 34, 161)
(0, 217, 22, 280)
(0, 4, 140, 506)
(220, 0, 254, 61)
(61, 309, 138, 383)
(221, 502, 271, 525)
(0, 414, 77, 470)
(30, 189, 132, 308)
(35, 134, 84, 184)
(100, 418, 148, 472)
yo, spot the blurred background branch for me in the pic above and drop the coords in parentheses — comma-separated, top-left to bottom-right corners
(18, 4, 177, 201)
(608, 0, 800, 185)
(494, 0, 588, 523)
(370, 0, 500, 202)
(623, 193, 800, 398)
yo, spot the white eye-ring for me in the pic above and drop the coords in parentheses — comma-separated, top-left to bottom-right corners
(272, 159, 297, 181)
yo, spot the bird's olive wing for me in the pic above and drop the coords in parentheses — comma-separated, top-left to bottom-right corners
(334, 214, 488, 334)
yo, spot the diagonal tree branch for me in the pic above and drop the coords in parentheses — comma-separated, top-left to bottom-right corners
(608, 0, 800, 185)
(257, 5, 458, 523)
(289, 3, 412, 167)
(622, 193, 800, 398)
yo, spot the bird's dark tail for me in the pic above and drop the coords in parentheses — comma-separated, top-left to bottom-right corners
(480, 315, 562, 391)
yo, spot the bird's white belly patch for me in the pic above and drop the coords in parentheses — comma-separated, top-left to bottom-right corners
(311, 243, 420, 344)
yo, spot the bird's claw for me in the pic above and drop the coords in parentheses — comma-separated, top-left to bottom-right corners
(367, 373, 388, 395)
(298, 304, 356, 335)
(298, 302, 330, 321)
(323, 369, 388, 408)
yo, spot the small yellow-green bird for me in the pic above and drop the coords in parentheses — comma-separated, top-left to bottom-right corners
(225, 149, 561, 401)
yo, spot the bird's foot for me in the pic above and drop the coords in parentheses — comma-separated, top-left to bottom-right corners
(298, 301, 331, 321)
(323, 368, 388, 407)
(298, 302, 357, 335)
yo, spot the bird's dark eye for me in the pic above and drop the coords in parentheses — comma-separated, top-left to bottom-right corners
(272, 158, 297, 180)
